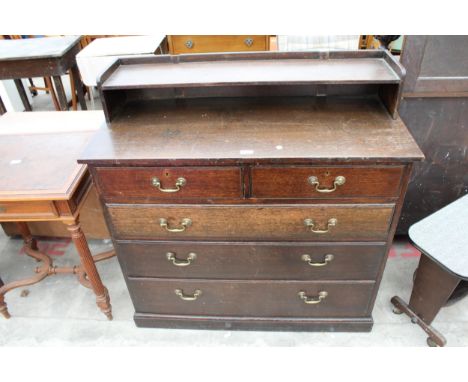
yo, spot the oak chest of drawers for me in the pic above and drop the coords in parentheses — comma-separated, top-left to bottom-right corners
(80, 51, 424, 331)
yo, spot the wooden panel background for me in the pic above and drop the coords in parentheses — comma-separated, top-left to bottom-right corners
(397, 36, 468, 234)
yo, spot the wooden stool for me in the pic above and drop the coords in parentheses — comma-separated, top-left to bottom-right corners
(0, 111, 114, 320)
(391, 194, 468, 346)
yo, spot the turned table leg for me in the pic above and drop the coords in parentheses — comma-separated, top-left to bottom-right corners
(392, 254, 461, 346)
(0, 277, 10, 319)
(17, 222, 38, 252)
(65, 219, 112, 320)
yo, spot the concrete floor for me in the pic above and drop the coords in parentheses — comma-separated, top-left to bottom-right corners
(1, 82, 468, 347)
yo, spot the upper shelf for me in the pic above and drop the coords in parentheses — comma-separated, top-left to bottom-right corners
(102, 55, 400, 90)
(98, 50, 406, 123)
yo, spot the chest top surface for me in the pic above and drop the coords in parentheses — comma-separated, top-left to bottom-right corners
(79, 96, 423, 165)
(0, 111, 105, 201)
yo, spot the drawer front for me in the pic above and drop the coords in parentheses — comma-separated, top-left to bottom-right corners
(251, 166, 404, 199)
(95, 167, 242, 201)
(128, 278, 374, 318)
(107, 204, 394, 241)
(0, 201, 57, 220)
(117, 241, 386, 280)
(169, 35, 268, 54)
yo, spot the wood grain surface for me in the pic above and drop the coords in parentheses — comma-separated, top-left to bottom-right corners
(251, 166, 404, 198)
(79, 97, 424, 165)
(107, 204, 395, 241)
(0, 112, 105, 201)
(128, 278, 375, 317)
(95, 166, 242, 201)
(116, 241, 386, 280)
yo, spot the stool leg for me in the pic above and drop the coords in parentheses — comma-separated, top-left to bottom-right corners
(410, 255, 460, 324)
(65, 219, 112, 320)
(392, 254, 461, 346)
(0, 277, 11, 319)
(45, 77, 60, 111)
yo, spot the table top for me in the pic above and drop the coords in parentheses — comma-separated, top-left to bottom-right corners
(409, 194, 468, 279)
(0, 111, 105, 201)
(76, 35, 165, 58)
(0, 36, 81, 61)
(79, 96, 424, 165)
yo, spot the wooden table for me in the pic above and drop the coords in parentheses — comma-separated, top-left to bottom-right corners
(0, 111, 114, 320)
(391, 194, 468, 346)
(0, 36, 87, 112)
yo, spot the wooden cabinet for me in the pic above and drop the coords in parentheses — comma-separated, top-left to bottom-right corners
(167, 35, 270, 54)
(80, 51, 423, 331)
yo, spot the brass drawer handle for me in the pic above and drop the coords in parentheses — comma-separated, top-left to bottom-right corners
(308, 175, 346, 193)
(175, 289, 202, 301)
(159, 218, 192, 233)
(152, 177, 186, 193)
(185, 40, 194, 49)
(298, 291, 328, 305)
(301, 254, 334, 267)
(304, 218, 337, 234)
(244, 37, 254, 47)
(166, 252, 197, 266)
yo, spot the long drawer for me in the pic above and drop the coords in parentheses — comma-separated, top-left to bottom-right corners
(117, 241, 387, 280)
(169, 35, 269, 54)
(251, 166, 404, 199)
(128, 278, 374, 317)
(107, 204, 395, 241)
(95, 166, 242, 201)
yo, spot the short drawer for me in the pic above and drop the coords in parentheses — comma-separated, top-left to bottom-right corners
(107, 204, 394, 241)
(169, 35, 269, 54)
(128, 278, 374, 318)
(251, 166, 404, 199)
(0, 201, 58, 221)
(95, 167, 242, 201)
(117, 241, 387, 280)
